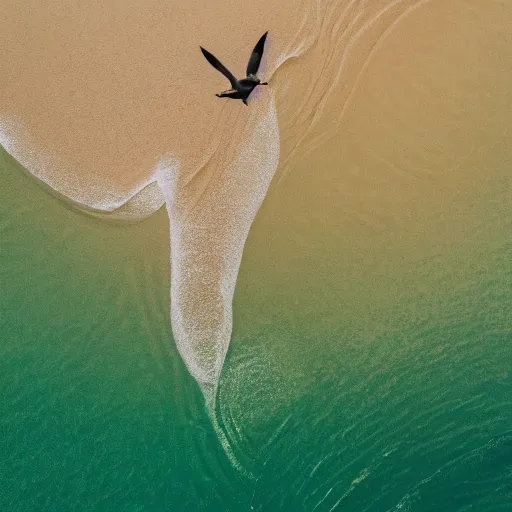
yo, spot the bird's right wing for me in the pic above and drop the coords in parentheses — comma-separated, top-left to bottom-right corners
(246, 31, 268, 77)
(200, 47, 238, 89)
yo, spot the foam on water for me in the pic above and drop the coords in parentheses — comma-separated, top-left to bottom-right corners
(0, 117, 166, 220)
(156, 92, 279, 395)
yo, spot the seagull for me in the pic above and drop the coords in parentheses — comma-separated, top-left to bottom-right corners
(200, 32, 269, 106)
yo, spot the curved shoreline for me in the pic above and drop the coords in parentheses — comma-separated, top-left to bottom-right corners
(2, 145, 165, 224)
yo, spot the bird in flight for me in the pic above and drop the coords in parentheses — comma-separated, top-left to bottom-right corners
(200, 32, 269, 106)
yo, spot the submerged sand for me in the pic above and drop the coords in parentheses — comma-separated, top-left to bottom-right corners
(1, 0, 511, 393)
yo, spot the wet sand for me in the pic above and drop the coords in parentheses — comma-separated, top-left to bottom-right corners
(0, 0, 312, 206)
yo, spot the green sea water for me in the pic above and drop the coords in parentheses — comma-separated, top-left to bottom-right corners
(1, 141, 511, 511)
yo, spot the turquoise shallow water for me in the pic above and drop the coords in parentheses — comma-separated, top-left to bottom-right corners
(1, 144, 512, 511)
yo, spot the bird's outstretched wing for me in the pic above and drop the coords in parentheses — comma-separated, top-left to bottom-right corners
(200, 47, 238, 89)
(246, 31, 268, 77)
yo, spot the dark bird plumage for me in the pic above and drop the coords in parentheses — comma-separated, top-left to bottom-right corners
(200, 32, 269, 106)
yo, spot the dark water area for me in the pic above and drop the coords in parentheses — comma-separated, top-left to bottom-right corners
(2, 145, 512, 511)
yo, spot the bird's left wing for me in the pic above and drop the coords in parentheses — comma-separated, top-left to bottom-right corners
(200, 47, 238, 89)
